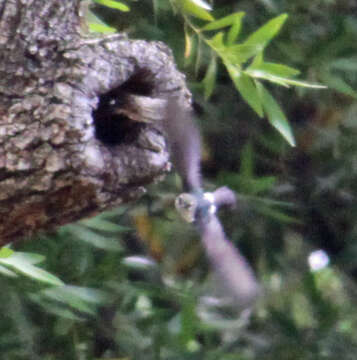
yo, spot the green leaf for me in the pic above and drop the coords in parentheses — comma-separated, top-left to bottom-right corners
(17, 264, 64, 286)
(320, 73, 357, 99)
(30, 297, 84, 321)
(202, 55, 217, 100)
(2, 252, 45, 265)
(244, 14, 288, 48)
(66, 225, 123, 251)
(227, 12, 245, 45)
(189, 0, 212, 10)
(181, 0, 214, 21)
(184, 26, 194, 59)
(206, 31, 225, 50)
(275, 78, 326, 89)
(96, 206, 128, 219)
(330, 57, 357, 72)
(0, 253, 64, 286)
(257, 205, 298, 223)
(249, 177, 277, 194)
(251, 53, 264, 68)
(80, 217, 131, 233)
(40, 287, 95, 315)
(201, 12, 244, 32)
(240, 142, 254, 177)
(42, 286, 109, 306)
(89, 23, 117, 33)
(93, 0, 130, 11)
(225, 44, 263, 64)
(0, 264, 17, 277)
(179, 298, 197, 345)
(226, 64, 264, 117)
(246, 69, 326, 89)
(0, 247, 14, 258)
(248, 62, 300, 78)
(257, 82, 295, 146)
(245, 70, 292, 87)
(208, 33, 261, 65)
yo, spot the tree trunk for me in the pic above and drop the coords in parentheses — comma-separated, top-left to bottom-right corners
(0, 0, 190, 244)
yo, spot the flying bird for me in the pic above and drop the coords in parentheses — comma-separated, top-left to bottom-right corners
(163, 96, 260, 308)
(98, 67, 260, 307)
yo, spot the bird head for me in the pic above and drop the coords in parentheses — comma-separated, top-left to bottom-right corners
(175, 191, 216, 223)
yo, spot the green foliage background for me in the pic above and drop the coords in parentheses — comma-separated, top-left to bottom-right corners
(2, 0, 357, 359)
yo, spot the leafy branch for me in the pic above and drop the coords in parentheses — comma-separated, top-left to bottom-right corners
(172, 0, 326, 146)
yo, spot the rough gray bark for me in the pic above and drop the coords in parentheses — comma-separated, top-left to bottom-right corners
(0, 0, 191, 243)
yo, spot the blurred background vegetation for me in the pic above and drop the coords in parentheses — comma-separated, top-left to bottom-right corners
(2, 0, 357, 358)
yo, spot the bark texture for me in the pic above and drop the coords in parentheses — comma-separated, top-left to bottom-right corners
(0, 0, 190, 243)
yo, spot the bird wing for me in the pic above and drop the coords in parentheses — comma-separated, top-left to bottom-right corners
(197, 214, 260, 307)
(213, 186, 237, 209)
(164, 96, 259, 307)
(163, 97, 202, 192)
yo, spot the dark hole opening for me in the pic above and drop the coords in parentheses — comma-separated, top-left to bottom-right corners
(93, 68, 155, 145)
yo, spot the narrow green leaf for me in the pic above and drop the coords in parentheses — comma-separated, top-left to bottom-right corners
(41, 287, 96, 315)
(246, 69, 326, 88)
(227, 12, 245, 45)
(251, 53, 264, 68)
(195, 36, 203, 77)
(80, 218, 131, 233)
(1, 252, 45, 265)
(226, 44, 263, 64)
(184, 31, 197, 67)
(245, 195, 296, 209)
(276, 78, 327, 89)
(66, 225, 122, 251)
(330, 57, 357, 72)
(18, 264, 64, 286)
(257, 82, 295, 146)
(96, 206, 128, 219)
(257, 205, 298, 223)
(180, 299, 197, 344)
(245, 70, 292, 87)
(184, 26, 193, 59)
(93, 0, 130, 11)
(181, 0, 214, 21)
(30, 298, 84, 321)
(249, 177, 276, 194)
(0, 254, 64, 285)
(0, 264, 17, 277)
(226, 64, 264, 117)
(89, 23, 116, 33)
(201, 12, 244, 31)
(42, 286, 109, 305)
(244, 14, 288, 48)
(206, 32, 225, 50)
(0, 247, 14, 258)
(202, 55, 217, 100)
(248, 62, 300, 78)
(240, 142, 254, 177)
(320, 73, 357, 98)
(190, 0, 212, 10)
(153, 0, 159, 24)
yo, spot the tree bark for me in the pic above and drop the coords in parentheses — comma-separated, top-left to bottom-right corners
(0, 0, 190, 243)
